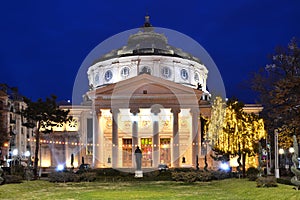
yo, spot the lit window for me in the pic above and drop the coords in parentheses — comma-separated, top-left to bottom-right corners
(194, 72, 199, 82)
(94, 73, 99, 85)
(121, 67, 130, 77)
(180, 69, 188, 80)
(104, 70, 113, 82)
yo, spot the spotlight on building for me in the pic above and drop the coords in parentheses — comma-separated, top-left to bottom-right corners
(56, 164, 64, 171)
(12, 149, 18, 156)
(24, 151, 30, 157)
(220, 162, 230, 171)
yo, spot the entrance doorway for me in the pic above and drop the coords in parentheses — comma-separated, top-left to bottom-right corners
(141, 138, 152, 167)
(160, 138, 171, 165)
(122, 139, 132, 167)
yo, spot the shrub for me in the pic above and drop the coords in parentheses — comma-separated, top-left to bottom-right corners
(49, 172, 79, 183)
(256, 176, 278, 187)
(197, 171, 213, 182)
(277, 178, 293, 186)
(172, 171, 197, 183)
(78, 172, 96, 182)
(173, 168, 194, 172)
(211, 170, 230, 180)
(11, 165, 25, 178)
(3, 175, 23, 184)
(247, 167, 259, 181)
(92, 168, 121, 176)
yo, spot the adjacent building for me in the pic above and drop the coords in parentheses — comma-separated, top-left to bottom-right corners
(0, 88, 34, 167)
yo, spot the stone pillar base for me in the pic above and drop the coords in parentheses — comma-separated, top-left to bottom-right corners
(135, 170, 143, 178)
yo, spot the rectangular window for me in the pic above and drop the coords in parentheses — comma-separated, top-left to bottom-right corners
(122, 139, 132, 167)
(141, 138, 152, 167)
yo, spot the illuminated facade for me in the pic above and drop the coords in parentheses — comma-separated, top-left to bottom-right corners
(36, 17, 263, 170)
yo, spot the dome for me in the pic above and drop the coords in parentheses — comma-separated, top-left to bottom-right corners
(87, 16, 209, 95)
(93, 17, 201, 64)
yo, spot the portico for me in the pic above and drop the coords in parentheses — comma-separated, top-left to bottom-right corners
(88, 74, 204, 169)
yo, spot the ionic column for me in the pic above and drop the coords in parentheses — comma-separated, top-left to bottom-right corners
(93, 109, 101, 168)
(130, 107, 139, 168)
(190, 108, 200, 168)
(151, 107, 161, 168)
(111, 108, 119, 168)
(171, 107, 181, 167)
(65, 137, 69, 167)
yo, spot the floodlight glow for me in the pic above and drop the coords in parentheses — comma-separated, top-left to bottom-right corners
(24, 151, 30, 157)
(12, 149, 18, 156)
(289, 147, 295, 153)
(220, 163, 230, 171)
(56, 164, 64, 171)
(279, 148, 284, 155)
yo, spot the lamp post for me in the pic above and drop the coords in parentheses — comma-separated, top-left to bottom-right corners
(274, 129, 279, 178)
(288, 147, 295, 170)
(279, 148, 284, 168)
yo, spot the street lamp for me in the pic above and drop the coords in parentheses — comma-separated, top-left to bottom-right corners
(24, 151, 30, 157)
(289, 147, 295, 154)
(279, 148, 284, 168)
(12, 149, 18, 156)
(274, 129, 279, 178)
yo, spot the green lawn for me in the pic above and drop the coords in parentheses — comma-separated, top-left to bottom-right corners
(0, 179, 299, 200)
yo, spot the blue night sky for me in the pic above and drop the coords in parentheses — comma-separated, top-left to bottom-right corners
(1, 0, 300, 103)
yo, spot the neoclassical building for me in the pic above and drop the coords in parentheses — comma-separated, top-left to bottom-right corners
(37, 17, 262, 170)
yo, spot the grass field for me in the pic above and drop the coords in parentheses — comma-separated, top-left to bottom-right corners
(0, 179, 299, 200)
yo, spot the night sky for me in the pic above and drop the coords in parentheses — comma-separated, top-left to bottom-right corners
(1, 1, 300, 104)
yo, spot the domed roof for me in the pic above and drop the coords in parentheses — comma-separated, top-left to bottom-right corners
(93, 16, 202, 64)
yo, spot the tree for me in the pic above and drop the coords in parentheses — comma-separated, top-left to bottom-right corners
(252, 38, 300, 148)
(22, 95, 70, 179)
(207, 96, 226, 145)
(209, 98, 266, 177)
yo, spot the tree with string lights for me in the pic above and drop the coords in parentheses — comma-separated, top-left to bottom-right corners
(208, 98, 266, 177)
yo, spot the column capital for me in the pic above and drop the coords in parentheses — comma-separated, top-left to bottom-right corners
(110, 108, 120, 114)
(150, 107, 161, 115)
(130, 107, 140, 115)
(190, 108, 200, 115)
(171, 107, 181, 114)
(96, 109, 102, 117)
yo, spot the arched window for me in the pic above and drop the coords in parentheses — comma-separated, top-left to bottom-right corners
(121, 67, 130, 77)
(104, 70, 113, 82)
(180, 69, 189, 80)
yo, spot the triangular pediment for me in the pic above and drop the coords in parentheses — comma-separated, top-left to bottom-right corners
(94, 74, 202, 96)
(89, 74, 203, 109)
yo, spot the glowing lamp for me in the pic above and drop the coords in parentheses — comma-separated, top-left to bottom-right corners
(25, 151, 30, 157)
(279, 148, 284, 155)
(220, 162, 230, 171)
(56, 164, 64, 171)
(12, 149, 18, 156)
(289, 147, 295, 153)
